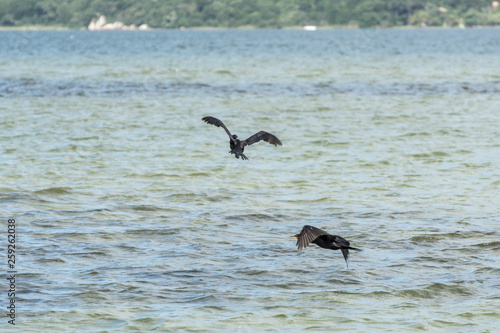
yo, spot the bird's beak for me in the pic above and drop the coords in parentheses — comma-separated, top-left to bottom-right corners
(290, 236, 298, 239)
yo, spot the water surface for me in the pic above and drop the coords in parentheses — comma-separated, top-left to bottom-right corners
(1, 29, 500, 332)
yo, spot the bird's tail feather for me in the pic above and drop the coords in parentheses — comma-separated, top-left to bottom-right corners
(341, 248, 349, 267)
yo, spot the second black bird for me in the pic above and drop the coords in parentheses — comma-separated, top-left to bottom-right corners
(291, 225, 360, 267)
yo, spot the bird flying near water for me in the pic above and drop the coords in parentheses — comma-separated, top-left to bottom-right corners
(202, 116, 282, 160)
(291, 225, 360, 267)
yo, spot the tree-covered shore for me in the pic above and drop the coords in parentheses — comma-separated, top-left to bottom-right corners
(1, 0, 499, 29)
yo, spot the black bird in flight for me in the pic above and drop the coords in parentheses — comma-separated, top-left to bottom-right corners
(202, 116, 282, 160)
(291, 225, 360, 267)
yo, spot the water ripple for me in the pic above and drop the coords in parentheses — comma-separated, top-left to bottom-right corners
(2, 77, 500, 98)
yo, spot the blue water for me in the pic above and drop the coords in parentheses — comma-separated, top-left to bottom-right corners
(1, 28, 500, 332)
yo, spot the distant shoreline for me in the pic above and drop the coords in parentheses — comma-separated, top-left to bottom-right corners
(0, 25, 498, 31)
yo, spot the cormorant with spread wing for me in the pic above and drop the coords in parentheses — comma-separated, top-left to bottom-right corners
(291, 225, 360, 267)
(202, 116, 282, 160)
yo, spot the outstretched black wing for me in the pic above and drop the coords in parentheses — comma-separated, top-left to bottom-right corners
(242, 131, 282, 148)
(202, 116, 236, 143)
(295, 225, 330, 250)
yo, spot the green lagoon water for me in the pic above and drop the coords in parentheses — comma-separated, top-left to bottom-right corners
(1, 29, 500, 332)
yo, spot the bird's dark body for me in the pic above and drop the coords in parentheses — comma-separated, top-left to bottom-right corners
(312, 235, 342, 250)
(229, 135, 247, 160)
(292, 225, 360, 267)
(202, 116, 281, 160)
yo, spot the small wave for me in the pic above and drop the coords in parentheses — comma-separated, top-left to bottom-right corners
(226, 213, 285, 222)
(200, 305, 227, 311)
(473, 267, 500, 275)
(237, 269, 269, 276)
(38, 258, 66, 263)
(325, 278, 363, 285)
(125, 228, 181, 236)
(129, 204, 159, 211)
(187, 172, 210, 177)
(68, 251, 109, 258)
(397, 282, 473, 299)
(398, 132, 432, 137)
(175, 295, 217, 303)
(69, 136, 100, 141)
(431, 151, 449, 157)
(168, 192, 197, 198)
(426, 282, 474, 295)
(472, 241, 500, 249)
(410, 235, 443, 243)
(33, 187, 72, 195)
(215, 70, 233, 76)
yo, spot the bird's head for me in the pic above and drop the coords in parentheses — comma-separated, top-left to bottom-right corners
(232, 134, 238, 139)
